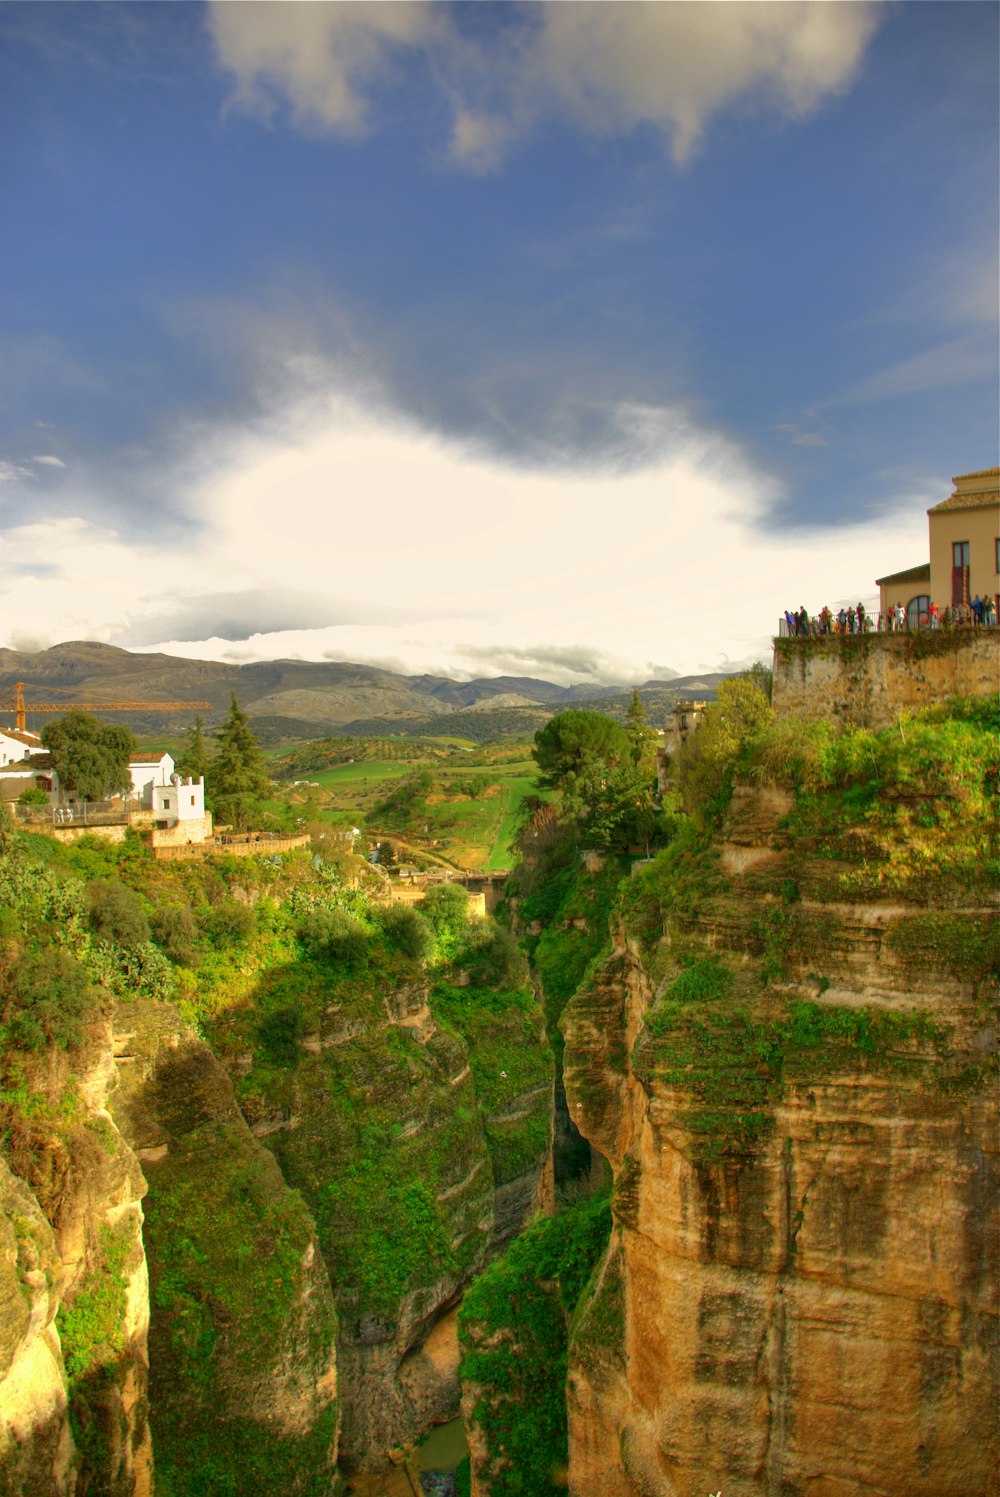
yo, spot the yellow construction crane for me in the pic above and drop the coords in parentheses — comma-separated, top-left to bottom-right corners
(3, 681, 212, 734)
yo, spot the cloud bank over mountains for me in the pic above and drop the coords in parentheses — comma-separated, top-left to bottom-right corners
(209, 0, 882, 167)
(0, 357, 930, 684)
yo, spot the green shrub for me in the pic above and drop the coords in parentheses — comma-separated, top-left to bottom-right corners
(203, 899, 256, 947)
(379, 904, 433, 960)
(456, 922, 527, 987)
(297, 906, 370, 970)
(152, 903, 200, 966)
(89, 880, 150, 948)
(421, 883, 470, 960)
(17, 785, 49, 806)
(4, 947, 94, 1050)
(258, 1005, 305, 1066)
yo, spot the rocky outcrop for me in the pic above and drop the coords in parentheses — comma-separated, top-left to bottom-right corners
(109, 999, 339, 1494)
(562, 780, 999, 1497)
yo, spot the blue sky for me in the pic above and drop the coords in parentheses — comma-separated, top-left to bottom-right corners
(1, 2, 997, 682)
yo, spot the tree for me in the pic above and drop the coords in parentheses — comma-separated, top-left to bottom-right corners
(532, 711, 630, 791)
(674, 676, 774, 820)
(176, 714, 209, 779)
(41, 710, 135, 803)
(625, 688, 657, 766)
(209, 694, 271, 830)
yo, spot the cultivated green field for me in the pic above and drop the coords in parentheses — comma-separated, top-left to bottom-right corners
(140, 729, 545, 870)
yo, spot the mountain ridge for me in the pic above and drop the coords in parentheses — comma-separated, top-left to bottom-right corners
(0, 641, 732, 738)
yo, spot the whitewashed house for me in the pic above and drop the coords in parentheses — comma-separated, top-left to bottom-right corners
(150, 774, 212, 848)
(0, 728, 44, 766)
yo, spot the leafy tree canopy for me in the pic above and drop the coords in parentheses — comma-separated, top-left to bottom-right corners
(41, 710, 135, 802)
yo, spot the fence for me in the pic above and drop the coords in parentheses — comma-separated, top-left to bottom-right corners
(11, 800, 131, 828)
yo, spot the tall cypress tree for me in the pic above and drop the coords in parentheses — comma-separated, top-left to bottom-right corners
(176, 714, 209, 779)
(209, 695, 270, 830)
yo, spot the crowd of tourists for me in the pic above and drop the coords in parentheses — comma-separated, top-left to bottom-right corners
(781, 597, 998, 638)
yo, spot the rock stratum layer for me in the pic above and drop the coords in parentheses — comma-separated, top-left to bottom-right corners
(562, 773, 998, 1496)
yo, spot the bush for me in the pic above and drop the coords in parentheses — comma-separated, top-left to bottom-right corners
(203, 899, 256, 947)
(3, 947, 93, 1050)
(18, 786, 49, 807)
(379, 905, 432, 961)
(88, 880, 151, 949)
(456, 923, 527, 987)
(298, 906, 370, 970)
(152, 904, 200, 966)
(258, 1005, 306, 1066)
(421, 883, 470, 961)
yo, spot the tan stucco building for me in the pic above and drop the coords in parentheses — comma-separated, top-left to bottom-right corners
(877, 466, 999, 622)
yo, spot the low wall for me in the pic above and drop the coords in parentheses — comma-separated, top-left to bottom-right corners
(772, 628, 999, 728)
(47, 823, 128, 845)
(153, 833, 311, 862)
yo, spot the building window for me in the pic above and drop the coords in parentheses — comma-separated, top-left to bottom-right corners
(995, 537, 999, 573)
(953, 541, 970, 567)
(191, 794, 196, 806)
(907, 594, 931, 627)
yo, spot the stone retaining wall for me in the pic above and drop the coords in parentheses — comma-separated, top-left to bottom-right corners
(772, 628, 998, 728)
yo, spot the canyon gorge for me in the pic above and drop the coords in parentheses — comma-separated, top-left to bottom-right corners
(0, 677, 996, 1496)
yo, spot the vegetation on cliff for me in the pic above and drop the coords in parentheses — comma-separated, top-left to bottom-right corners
(459, 1190, 611, 1497)
(0, 794, 554, 1483)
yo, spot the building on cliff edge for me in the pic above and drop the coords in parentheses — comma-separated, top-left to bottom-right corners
(877, 466, 999, 623)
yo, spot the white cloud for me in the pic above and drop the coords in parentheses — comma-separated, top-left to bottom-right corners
(208, 2, 439, 134)
(0, 460, 36, 483)
(208, 0, 882, 166)
(0, 364, 929, 683)
(31, 454, 67, 468)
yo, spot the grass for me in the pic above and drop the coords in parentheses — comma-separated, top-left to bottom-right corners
(485, 776, 539, 871)
(303, 760, 416, 789)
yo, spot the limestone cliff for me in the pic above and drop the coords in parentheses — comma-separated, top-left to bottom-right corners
(0, 1018, 152, 1497)
(563, 768, 998, 1496)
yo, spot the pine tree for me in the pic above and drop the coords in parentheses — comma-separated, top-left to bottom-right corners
(209, 695, 270, 830)
(176, 714, 209, 779)
(625, 688, 655, 765)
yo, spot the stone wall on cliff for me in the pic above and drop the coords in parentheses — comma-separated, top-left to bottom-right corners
(771, 628, 998, 729)
(562, 758, 998, 1497)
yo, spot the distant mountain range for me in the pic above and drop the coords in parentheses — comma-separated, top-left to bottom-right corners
(0, 641, 733, 741)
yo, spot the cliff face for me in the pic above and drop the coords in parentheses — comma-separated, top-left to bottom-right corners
(0, 1019, 152, 1497)
(232, 969, 552, 1470)
(563, 774, 998, 1497)
(109, 998, 340, 1494)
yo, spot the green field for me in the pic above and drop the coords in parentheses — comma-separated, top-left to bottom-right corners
(300, 760, 416, 790)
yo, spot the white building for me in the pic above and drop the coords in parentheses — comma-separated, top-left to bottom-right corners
(0, 728, 44, 766)
(128, 752, 176, 808)
(151, 774, 212, 848)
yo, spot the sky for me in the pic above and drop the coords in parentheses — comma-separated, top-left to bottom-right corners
(1, 1, 997, 686)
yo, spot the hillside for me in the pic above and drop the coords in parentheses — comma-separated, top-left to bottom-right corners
(0, 642, 730, 741)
